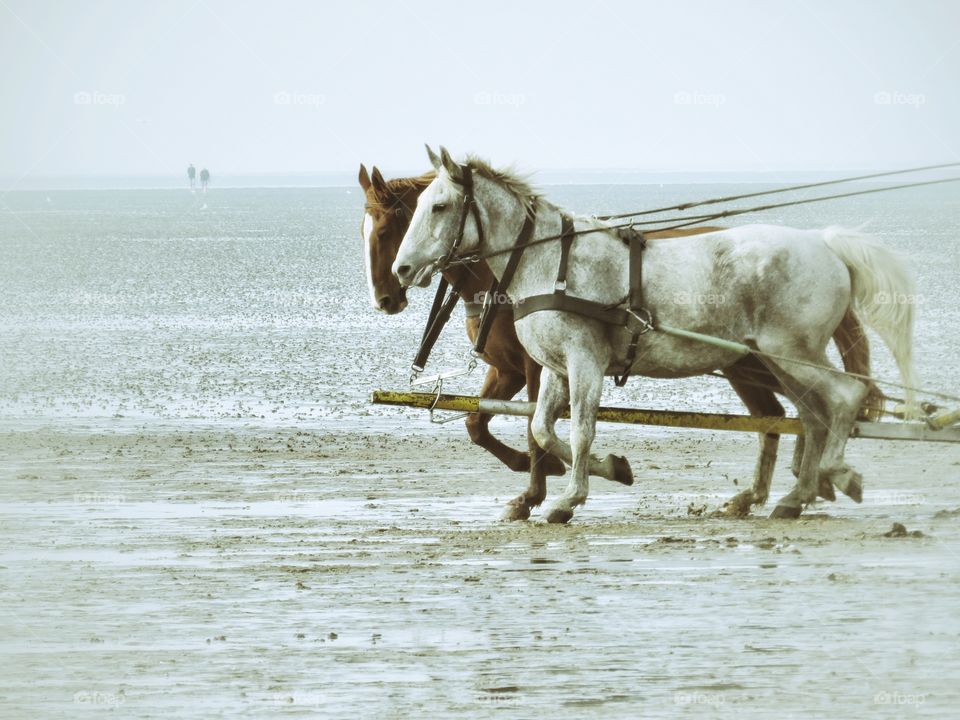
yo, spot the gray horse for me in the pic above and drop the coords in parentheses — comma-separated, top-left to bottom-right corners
(394, 147, 916, 523)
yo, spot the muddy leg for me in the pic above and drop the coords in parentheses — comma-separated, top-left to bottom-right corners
(466, 365, 530, 472)
(752, 351, 836, 518)
(723, 377, 783, 517)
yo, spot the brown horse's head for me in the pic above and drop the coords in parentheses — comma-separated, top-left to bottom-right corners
(358, 164, 435, 314)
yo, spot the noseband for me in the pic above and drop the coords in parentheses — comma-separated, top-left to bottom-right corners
(438, 163, 486, 270)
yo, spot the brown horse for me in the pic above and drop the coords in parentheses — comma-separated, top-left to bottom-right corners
(359, 164, 882, 519)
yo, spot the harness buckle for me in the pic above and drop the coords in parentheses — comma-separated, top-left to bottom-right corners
(554, 280, 567, 292)
(626, 307, 655, 334)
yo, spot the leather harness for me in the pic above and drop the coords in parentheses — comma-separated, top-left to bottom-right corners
(411, 163, 653, 387)
(506, 215, 650, 386)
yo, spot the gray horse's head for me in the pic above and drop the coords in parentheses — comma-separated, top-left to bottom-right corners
(393, 145, 476, 288)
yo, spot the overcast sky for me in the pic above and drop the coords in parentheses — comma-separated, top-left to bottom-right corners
(1, 0, 958, 180)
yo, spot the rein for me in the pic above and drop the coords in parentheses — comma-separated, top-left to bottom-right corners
(404, 158, 960, 405)
(595, 161, 960, 221)
(447, 173, 960, 267)
(411, 274, 464, 377)
(408, 163, 517, 377)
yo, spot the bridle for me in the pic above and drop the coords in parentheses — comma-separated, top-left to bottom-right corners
(437, 163, 486, 271)
(410, 163, 536, 378)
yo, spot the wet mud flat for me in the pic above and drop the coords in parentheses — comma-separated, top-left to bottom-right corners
(1, 420, 959, 719)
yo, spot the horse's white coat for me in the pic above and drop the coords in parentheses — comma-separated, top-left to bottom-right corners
(362, 212, 379, 308)
(394, 149, 918, 522)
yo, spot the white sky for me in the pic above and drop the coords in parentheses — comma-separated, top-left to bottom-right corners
(1, 0, 958, 179)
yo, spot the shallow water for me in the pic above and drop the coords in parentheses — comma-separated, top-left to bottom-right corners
(1, 426, 958, 718)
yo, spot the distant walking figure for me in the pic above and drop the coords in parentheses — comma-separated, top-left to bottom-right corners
(187, 163, 196, 189)
(200, 167, 210, 193)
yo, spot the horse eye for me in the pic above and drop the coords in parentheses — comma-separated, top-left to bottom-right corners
(432, 203, 447, 213)
(394, 207, 405, 217)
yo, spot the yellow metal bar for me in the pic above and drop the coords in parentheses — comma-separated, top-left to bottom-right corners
(370, 391, 960, 443)
(370, 390, 802, 434)
(927, 407, 960, 430)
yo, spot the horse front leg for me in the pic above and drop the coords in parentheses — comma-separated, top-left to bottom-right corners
(543, 363, 605, 525)
(502, 355, 563, 521)
(465, 365, 528, 472)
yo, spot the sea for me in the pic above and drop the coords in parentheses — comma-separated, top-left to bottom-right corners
(2, 178, 959, 433)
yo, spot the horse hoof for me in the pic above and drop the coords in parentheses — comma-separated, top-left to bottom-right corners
(837, 469, 864, 503)
(610, 455, 634, 486)
(542, 454, 567, 477)
(844, 477, 863, 504)
(501, 502, 531, 522)
(722, 491, 754, 518)
(770, 504, 802, 519)
(546, 507, 574, 524)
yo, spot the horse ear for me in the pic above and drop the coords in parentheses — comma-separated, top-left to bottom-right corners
(370, 166, 387, 193)
(439, 146, 463, 183)
(425, 144, 441, 170)
(358, 163, 371, 191)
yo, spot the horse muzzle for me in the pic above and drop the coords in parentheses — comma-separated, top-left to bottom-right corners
(394, 260, 436, 289)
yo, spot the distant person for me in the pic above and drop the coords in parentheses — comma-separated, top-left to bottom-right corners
(200, 167, 210, 193)
(187, 163, 196, 189)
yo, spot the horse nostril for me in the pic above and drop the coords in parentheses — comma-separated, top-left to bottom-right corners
(396, 264, 411, 279)
(378, 296, 395, 312)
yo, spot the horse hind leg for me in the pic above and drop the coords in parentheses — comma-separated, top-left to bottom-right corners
(814, 372, 869, 504)
(833, 307, 884, 421)
(750, 349, 839, 518)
